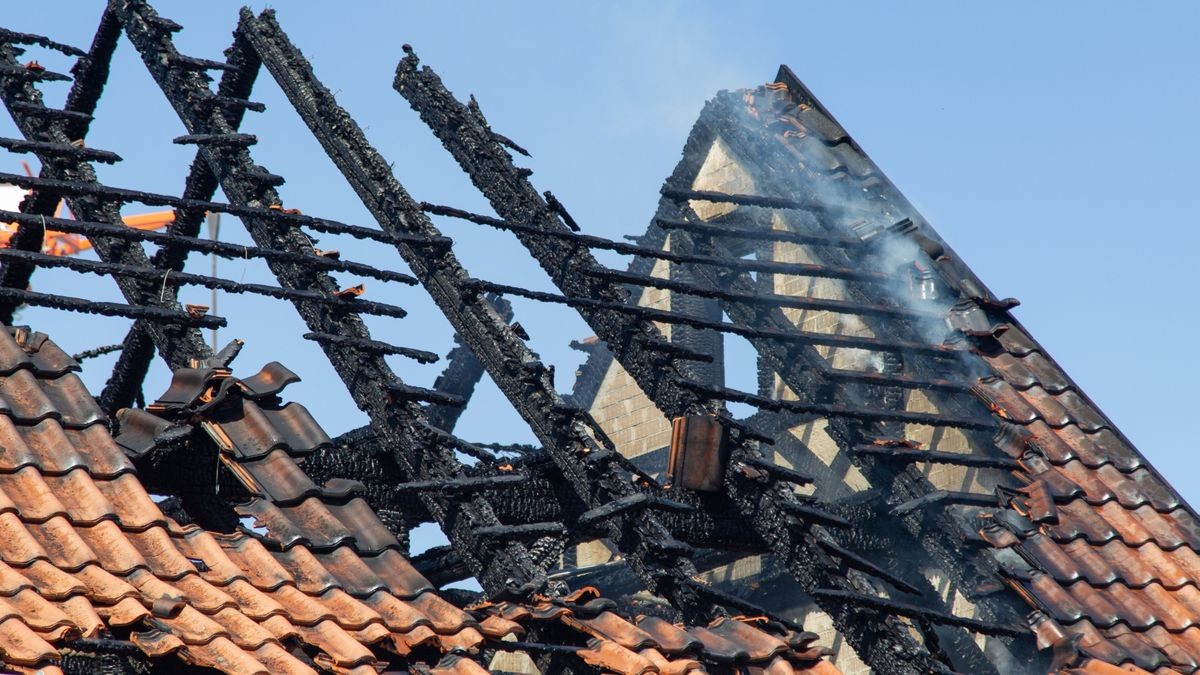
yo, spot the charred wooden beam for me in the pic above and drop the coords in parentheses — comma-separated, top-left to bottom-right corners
(463, 277, 963, 357)
(0, 137, 122, 163)
(654, 215, 859, 249)
(585, 265, 943, 321)
(302, 331, 438, 363)
(0, 286, 223, 327)
(113, 0, 546, 598)
(0, 171, 451, 250)
(811, 588, 1026, 638)
(0, 210, 419, 286)
(0, 27, 86, 57)
(425, 201, 886, 283)
(60, 8, 121, 140)
(0, 247, 410, 318)
(890, 489, 999, 518)
(673, 377, 993, 430)
(851, 444, 1021, 470)
(0, 62, 71, 82)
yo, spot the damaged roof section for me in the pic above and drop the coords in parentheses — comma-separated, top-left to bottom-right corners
(734, 76, 1200, 673)
(0, 325, 844, 674)
(0, 326, 487, 674)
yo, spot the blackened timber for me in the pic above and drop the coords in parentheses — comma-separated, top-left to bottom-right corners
(72, 343, 124, 362)
(825, 366, 972, 393)
(673, 377, 994, 430)
(0, 63, 71, 82)
(61, 8, 121, 141)
(172, 132, 257, 147)
(585, 265, 944, 322)
(655, 216, 860, 249)
(662, 186, 831, 213)
(244, 9, 716, 619)
(851, 444, 1021, 470)
(113, 0, 546, 598)
(0, 137, 122, 163)
(7, 101, 93, 123)
(411, 545, 471, 587)
(0, 210, 419, 285)
(891, 490, 999, 517)
(99, 323, 155, 416)
(0, 246, 411, 318)
(0, 286, 224, 327)
(166, 53, 239, 72)
(425, 201, 887, 283)
(303, 332, 438, 364)
(637, 336, 714, 363)
(396, 47, 944, 673)
(465, 277, 963, 357)
(814, 536, 921, 595)
(576, 493, 697, 526)
(390, 474, 527, 494)
(202, 94, 265, 114)
(0, 43, 211, 369)
(0, 172, 450, 249)
(738, 456, 813, 485)
(473, 522, 566, 541)
(385, 383, 464, 408)
(0, 27, 86, 57)
(811, 589, 1026, 638)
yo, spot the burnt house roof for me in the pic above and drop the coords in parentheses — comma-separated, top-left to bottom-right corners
(0, 2, 1192, 674)
(0, 326, 840, 674)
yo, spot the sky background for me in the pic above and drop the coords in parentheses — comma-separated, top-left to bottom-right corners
(2, 2, 1199, 540)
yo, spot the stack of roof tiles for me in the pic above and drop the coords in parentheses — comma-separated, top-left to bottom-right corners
(744, 78, 1200, 674)
(0, 324, 841, 674)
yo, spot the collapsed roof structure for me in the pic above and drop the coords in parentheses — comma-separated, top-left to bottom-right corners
(0, 3, 1193, 674)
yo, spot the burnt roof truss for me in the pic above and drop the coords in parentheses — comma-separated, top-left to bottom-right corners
(0, 3, 1107, 673)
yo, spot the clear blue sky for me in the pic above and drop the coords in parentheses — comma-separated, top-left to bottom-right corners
(4, 3, 1199, 517)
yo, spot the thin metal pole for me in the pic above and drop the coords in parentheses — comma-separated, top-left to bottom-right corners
(206, 211, 219, 349)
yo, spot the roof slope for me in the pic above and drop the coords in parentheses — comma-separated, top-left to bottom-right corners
(610, 70, 1198, 673)
(0, 325, 841, 675)
(0, 326, 489, 674)
(755, 73, 1199, 673)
